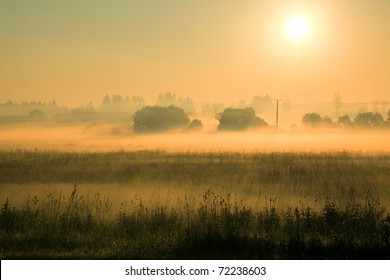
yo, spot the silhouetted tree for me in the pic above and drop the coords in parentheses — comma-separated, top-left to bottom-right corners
(132, 95, 144, 104)
(29, 109, 47, 122)
(353, 112, 384, 128)
(99, 94, 144, 112)
(133, 105, 189, 133)
(302, 113, 322, 127)
(337, 115, 353, 128)
(112, 94, 124, 104)
(102, 95, 111, 105)
(216, 107, 268, 131)
(202, 102, 225, 117)
(129, 95, 145, 111)
(177, 97, 195, 114)
(78, 102, 95, 112)
(250, 95, 273, 112)
(188, 119, 203, 131)
(157, 92, 177, 107)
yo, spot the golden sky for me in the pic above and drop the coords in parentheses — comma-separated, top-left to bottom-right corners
(1, 0, 390, 105)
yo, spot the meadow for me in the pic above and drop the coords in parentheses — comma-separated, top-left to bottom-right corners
(1, 149, 390, 259)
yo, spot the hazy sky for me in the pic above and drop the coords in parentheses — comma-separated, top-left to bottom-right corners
(1, 0, 390, 105)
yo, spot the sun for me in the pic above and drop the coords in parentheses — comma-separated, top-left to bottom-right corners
(286, 15, 310, 41)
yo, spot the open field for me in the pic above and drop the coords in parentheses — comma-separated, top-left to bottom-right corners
(1, 149, 390, 259)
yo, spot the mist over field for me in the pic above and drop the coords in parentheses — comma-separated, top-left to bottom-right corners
(1, 122, 390, 153)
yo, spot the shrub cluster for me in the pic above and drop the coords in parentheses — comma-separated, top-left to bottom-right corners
(302, 110, 390, 129)
(133, 105, 190, 133)
(216, 107, 268, 131)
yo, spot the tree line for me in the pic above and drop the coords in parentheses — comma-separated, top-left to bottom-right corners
(2, 93, 390, 131)
(133, 106, 390, 133)
(302, 111, 390, 129)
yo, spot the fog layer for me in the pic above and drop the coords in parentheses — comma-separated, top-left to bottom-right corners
(1, 124, 389, 152)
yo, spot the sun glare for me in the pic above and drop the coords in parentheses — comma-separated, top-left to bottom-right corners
(286, 15, 310, 41)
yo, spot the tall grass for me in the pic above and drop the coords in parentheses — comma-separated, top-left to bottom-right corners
(1, 187, 389, 259)
(0, 150, 389, 259)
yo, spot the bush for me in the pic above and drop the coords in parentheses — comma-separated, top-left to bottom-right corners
(302, 113, 322, 127)
(133, 105, 189, 133)
(188, 119, 203, 131)
(353, 112, 384, 128)
(337, 115, 353, 128)
(216, 107, 268, 131)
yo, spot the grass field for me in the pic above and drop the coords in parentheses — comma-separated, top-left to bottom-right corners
(1, 149, 390, 259)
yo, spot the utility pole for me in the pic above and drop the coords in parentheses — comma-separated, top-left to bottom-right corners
(276, 99, 279, 128)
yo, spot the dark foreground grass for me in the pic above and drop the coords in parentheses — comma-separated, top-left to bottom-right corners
(1, 149, 390, 259)
(1, 187, 389, 259)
